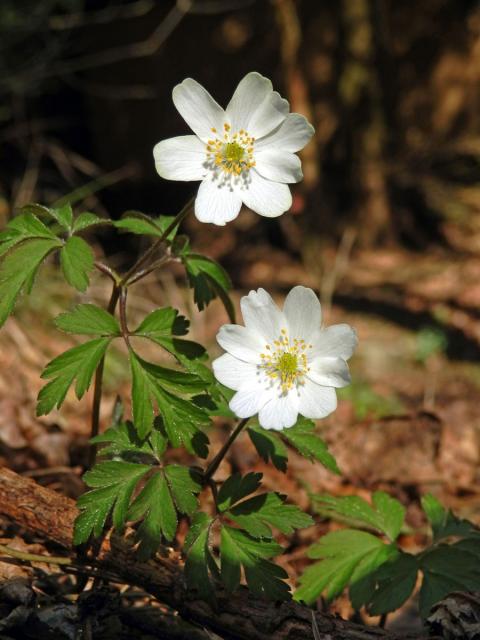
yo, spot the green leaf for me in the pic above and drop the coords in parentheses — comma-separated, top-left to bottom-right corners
(182, 253, 235, 321)
(72, 212, 103, 233)
(418, 543, 480, 618)
(135, 308, 205, 361)
(130, 353, 155, 439)
(220, 526, 289, 599)
(50, 203, 73, 230)
(164, 464, 202, 515)
(295, 529, 396, 604)
(91, 420, 156, 462)
(184, 512, 215, 599)
(114, 212, 177, 240)
(217, 472, 263, 512)
(228, 492, 314, 538)
(60, 235, 94, 292)
(367, 553, 418, 615)
(283, 419, 339, 474)
(312, 491, 406, 541)
(421, 494, 475, 542)
(0, 237, 61, 327)
(247, 424, 288, 472)
(55, 304, 120, 336)
(128, 466, 201, 558)
(74, 460, 149, 544)
(37, 337, 111, 415)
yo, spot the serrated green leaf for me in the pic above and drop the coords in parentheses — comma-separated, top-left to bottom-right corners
(220, 526, 289, 599)
(128, 472, 177, 558)
(91, 421, 156, 462)
(295, 529, 392, 604)
(283, 419, 339, 474)
(114, 212, 177, 241)
(37, 337, 111, 415)
(421, 494, 475, 542)
(128, 352, 210, 452)
(248, 424, 288, 472)
(60, 235, 94, 292)
(164, 464, 202, 515)
(72, 212, 103, 233)
(50, 203, 73, 230)
(182, 253, 234, 321)
(217, 472, 263, 512)
(367, 553, 418, 615)
(0, 237, 61, 327)
(55, 303, 120, 336)
(349, 544, 400, 610)
(130, 353, 155, 439)
(74, 460, 149, 544)
(135, 307, 189, 337)
(312, 491, 406, 541)
(184, 513, 215, 599)
(228, 492, 313, 538)
(418, 543, 480, 618)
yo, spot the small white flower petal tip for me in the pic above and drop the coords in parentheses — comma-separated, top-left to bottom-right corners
(212, 286, 357, 431)
(153, 72, 315, 225)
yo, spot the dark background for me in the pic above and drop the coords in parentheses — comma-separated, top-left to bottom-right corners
(3, 0, 480, 255)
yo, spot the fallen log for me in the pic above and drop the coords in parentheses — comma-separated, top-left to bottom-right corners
(0, 466, 434, 640)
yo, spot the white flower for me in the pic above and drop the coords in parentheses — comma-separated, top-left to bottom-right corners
(212, 286, 357, 431)
(153, 72, 314, 225)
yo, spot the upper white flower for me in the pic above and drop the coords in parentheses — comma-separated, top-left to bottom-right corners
(212, 286, 357, 430)
(153, 72, 314, 225)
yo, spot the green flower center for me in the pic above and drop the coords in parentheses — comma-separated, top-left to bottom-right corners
(277, 352, 298, 377)
(224, 142, 245, 163)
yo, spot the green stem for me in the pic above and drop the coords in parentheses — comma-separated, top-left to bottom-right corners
(88, 283, 120, 467)
(0, 543, 71, 566)
(119, 287, 131, 350)
(203, 418, 249, 483)
(121, 195, 194, 287)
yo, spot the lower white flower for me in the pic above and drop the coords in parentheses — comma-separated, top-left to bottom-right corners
(212, 286, 357, 430)
(153, 72, 314, 225)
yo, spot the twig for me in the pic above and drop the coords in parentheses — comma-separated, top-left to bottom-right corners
(0, 543, 71, 566)
(203, 418, 249, 483)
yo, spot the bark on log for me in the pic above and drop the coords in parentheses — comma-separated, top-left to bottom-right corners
(0, 467, 434, 640)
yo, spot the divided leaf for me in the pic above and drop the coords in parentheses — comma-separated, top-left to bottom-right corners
(129, 353, 210, 454)
(74, 460, 150, 544)
(184, 513, 216, 599)
(72, 212, 103, 233)
(227, 492, 314, 538)
(0, 236, 61, 327)
(60, 235, 94, 292)
(418, 539, 480, 618)
(37, 337, 112, 415)
(312, 491, 406, 541)
(295, 529, 398, 605)
(128, 465, 201, 559)
(55, 304, 120, 336)
(421, 494, 475, 542)
(248, 424, 288, 472)
(182, 253, 235, 322)
(220, 526, 290, 600)
(114, 212, 178, 241)
(283, 419, 339, 474)
(49, 203, 73, 230)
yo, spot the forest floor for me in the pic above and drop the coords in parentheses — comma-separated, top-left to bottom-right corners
(0, 214, 479, 639)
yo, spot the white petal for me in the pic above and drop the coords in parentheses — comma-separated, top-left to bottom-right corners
(247, 90, 290, 138)
(216, 324, 264, 363)
(309, 324, 358, 361)
(195, 178, 242, 225)
(256, 113, 314, 153)
(172, 78, 227, 143)
(283, 286, 322, 341)
(229, 387, 271, 419)
(153, 136, 206, 181)
(255, 149, 302, 184)
(240, 288, 286, 343)
(238, 170, 292, 218)
(258, 391, 299, 431)
(298, 379, 337, 419)
(212, 353, 259, 391)
(307, 357, 351, 388)
(226, 72, 273, 133)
